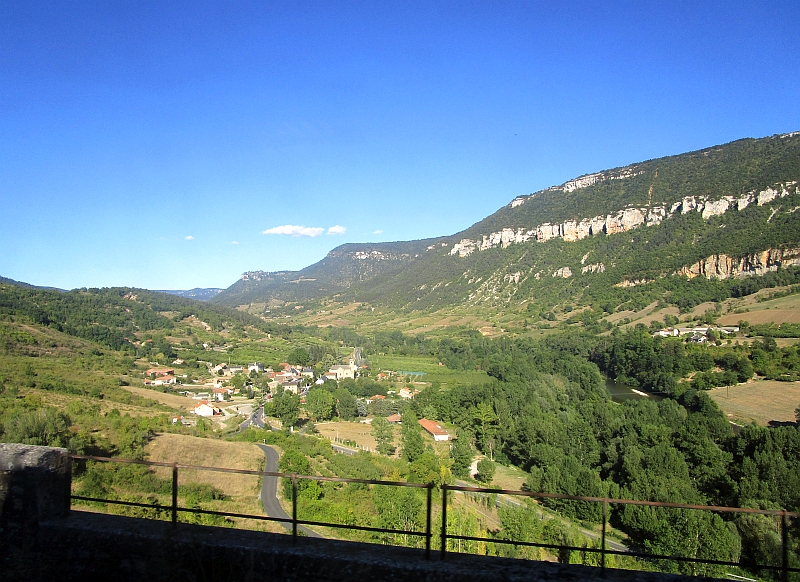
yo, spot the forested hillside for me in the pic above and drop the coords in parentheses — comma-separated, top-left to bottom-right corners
(0, 284, 286, 351)
(393, 329, 799, 575)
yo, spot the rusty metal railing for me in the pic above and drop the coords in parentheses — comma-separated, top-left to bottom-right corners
(69, 454, 435, 558)
(68, 454, 799, 579)
(442, 484, 799, 580)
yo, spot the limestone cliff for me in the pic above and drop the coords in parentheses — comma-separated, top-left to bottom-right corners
(449, 181, 798, 258)
(677, 248, 800, 279)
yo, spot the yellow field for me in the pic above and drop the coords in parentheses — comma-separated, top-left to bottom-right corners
(490, 463, 528, 491)
(315, 420, 393, 452)
(124, 386, 197, 412)
(144, 433, 284, 533)
(718, 290, 800, 326)
(709, 380, 800, 426)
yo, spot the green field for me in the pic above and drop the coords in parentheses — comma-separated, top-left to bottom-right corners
(368, 354, 491, 385)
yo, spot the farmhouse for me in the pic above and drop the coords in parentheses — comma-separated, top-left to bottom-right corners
(212, 387, 231, 401)
(399, 387, 420, 399)
(418, 419, 450, 441)
(144, 375, 177, 387)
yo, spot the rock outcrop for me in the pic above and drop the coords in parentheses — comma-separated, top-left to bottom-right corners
(581, 263, 605, 274)
(677, 248, 800, 279)
(553, 266, 573, 278)
(450, 181, 798, 258)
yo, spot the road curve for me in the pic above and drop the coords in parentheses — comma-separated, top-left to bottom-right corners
(256, 443, 322, 538)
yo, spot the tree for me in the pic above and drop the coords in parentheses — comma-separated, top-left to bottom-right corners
(371, 416, 395, 455)
(2, 407, 72, 448)
(334, 388, 357, 420)
(278, 449, 312, 499)
(420, 404, 438, 420)
(374, 482, 424, 547)
(288, 347, 311, 367)
(401, 410, 425, 463)
(471, 402, 498, 455)
(450, 429, 474, 478)
(476, 459, 495, 483)
(273, 389, 300, 428)
(305, 388, 334, 422)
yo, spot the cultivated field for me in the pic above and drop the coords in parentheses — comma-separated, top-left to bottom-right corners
(368, 354, 492, 385)
(709, 380, 800, 426)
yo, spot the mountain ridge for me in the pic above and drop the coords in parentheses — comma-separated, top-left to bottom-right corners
(212, 131, 800, 316)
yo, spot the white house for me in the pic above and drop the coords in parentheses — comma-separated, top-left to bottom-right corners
(248, 362, 265, 374)
(144, 375, 177, 387)
(193, 400, 218, 417)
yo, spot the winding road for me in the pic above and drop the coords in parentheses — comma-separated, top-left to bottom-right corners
(256, 443, 323, 538)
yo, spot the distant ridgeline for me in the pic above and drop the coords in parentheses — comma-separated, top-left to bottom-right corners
(155, 288, 224, 301)
(213, 131, 800, 313)
(0, 285, 285, 351)
(211, 238, 447, 307)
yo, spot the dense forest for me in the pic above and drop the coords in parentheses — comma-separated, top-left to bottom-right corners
(397, 331, 799, 576)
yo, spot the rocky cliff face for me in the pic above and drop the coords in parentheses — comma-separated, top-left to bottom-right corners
(449, 181, 798, 258)
(677, 248, 800, 279)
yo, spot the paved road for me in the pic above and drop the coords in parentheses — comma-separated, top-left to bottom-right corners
(330, 443, 357, 455)
(256, 443, 322, 538)
(235, 406, 265, 434)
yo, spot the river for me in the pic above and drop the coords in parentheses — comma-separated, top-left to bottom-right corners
(604, 377, 664, 403)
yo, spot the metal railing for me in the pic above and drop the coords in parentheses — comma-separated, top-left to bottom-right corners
(69, 454, 799, 579)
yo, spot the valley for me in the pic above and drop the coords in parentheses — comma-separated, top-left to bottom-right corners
(2, 132, 800, 579)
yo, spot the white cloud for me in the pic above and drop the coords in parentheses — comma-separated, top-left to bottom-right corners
(262, 225, 324, 237)
(372, 230, 383, 235)
(327, 225, 347, 235)
(230, 241, 239, 245)
(185, 235, 194, 240)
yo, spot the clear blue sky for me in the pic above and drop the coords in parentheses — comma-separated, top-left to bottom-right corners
(2, 1, 799, 290)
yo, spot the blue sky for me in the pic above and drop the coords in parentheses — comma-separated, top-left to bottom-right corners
(2, 1, 799, 290)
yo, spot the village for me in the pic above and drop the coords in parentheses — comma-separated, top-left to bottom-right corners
(650, 324, 740, 343)
(140, 356, 448, 443)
